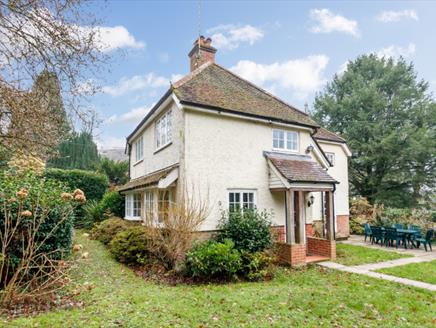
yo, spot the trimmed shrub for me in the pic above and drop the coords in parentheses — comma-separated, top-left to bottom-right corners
(45, 168, 108, 226)
(240, 251, 276, 281)
(99, 191, 124, 217)
(45, 168, 108, 201)
(90, 217, 132, 245)
(109, 226, 155, 265)
(184, 240, 242, 280)
(216, 209, 272, 253)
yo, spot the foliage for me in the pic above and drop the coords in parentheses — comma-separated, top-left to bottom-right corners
(48, 132, 100, 171)
(240, 251, 276, 281)
(98, 157, 129, 185)
(7, 152, 46, 176)
(109, 226, 156, 265)
(184, 240, 242, 280)
(349, 197, 377, 234)
(216, 209, 272, 253)
(7, 233, 435, 326)
(335, 244, 411, 266)
(313, 55, 436, 207)
(90, 217, 132, 245)
(99, 191, 125, 218)
(82, 200, 103, 229)
(45, 168, 108, 202)
(376, 260, 436, 285)
(375, 207, 435, 230)
(0, 1, 106, 157)
(142, 187, 210, 271)
(0, 170, 80, 305)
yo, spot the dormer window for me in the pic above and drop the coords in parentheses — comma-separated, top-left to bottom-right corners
(272, 129, 298, 152)
(134, 136, 143, 163)
(155, 110, 172, 150)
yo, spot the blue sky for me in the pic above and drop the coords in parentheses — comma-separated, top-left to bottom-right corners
(87, 1, 436, 149)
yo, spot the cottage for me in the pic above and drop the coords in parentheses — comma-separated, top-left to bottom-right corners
(118, 36, 352, 265)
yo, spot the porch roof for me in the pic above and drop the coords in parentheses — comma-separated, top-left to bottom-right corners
(264, 152, 338, 185)
(117, 164, 179, 193)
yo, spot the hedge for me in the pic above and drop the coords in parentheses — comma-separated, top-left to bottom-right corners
(45, 168, 108, 202)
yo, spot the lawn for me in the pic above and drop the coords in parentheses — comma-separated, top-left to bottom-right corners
(335, 243, 413, 266)
(376, 260, 436, 285)
(3, 233, 435, 327)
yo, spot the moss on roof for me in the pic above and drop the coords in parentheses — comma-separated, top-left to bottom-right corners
(173, 63, 319, 127)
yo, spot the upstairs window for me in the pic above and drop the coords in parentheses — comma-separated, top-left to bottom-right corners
(155, 111, 172, 149)
(228, 190, 256, 212)
(272, 129, 298, 152)
(134, 136, 143, 163)
(326, 152, 335, 166)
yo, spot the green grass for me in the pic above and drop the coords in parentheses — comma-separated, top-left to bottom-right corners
(3, 233, 435, 327)
(376, 260, 436, 285)
(335, 243, 413, 266)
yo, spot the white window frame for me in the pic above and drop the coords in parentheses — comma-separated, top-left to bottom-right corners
(134, 136, 143, 164)
(228, 189, 257, 212)
(125, 193, 142, 220)
(144, 190, 155, 223)
(272, 128, 299, 152)
(155, 110, 172, 150)
(326, 152, 335, 166)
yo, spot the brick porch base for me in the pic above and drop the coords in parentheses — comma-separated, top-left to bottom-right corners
(307, 237, 336, 259)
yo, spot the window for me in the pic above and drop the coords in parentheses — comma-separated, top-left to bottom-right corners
(144, 191, 154, 222)
(326, 152, 335, 166)
(134, 136, 143, 163)
(272, 129, 298, 152)
(125, 193, 141, 219)
(155, 111, 172, 149)
(158, 190, 172, 222)
(228, 190, 256, 212)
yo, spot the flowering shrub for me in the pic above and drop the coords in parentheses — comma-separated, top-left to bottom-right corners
(0, 171, 82, 305)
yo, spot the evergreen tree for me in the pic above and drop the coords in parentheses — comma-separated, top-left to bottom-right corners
(313, 55, 436, 207)
(48, 131, 100, 171)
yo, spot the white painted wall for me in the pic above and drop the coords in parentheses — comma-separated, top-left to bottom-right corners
(129, 101, 183, 180)
(183, 109, 320, 231)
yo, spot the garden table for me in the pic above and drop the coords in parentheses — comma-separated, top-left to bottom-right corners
(396, 229, 420, 249)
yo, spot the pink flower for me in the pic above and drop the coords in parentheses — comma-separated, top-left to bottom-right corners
(22, 210, 32, 217)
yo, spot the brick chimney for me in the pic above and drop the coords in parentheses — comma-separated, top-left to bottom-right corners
(188, 36, 217, 72)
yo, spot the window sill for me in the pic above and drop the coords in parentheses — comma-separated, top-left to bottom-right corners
(133, 159, 143, 166)
(271, 148, 299, 154)
(154, 141, 172, 154)
(125, 216, 142, 221)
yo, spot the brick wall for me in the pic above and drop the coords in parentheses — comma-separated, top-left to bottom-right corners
(275, 243, 306, 266)
(307, 237, 336, 259)
(336, 215, 350, 238)
(271, 225, 285, 243)
(305, 224, 313, 238)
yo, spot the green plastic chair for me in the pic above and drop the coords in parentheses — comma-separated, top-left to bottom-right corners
(364, 223, 372, 242)
(415, 229, 434, 252)
(394, 223, 404, 230)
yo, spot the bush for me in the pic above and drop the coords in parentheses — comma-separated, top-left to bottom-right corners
(45, 168, 108, 201)
(0, 171, 78, 304)
(240, 251, 276, 281)
(45, 168, 108, 226)
(216, 209, 272, 253)
(90, 217, 132, 245)
(109, 226, 155, 265)
(99, 191, 125, 217)
(184, 240, 242, 280)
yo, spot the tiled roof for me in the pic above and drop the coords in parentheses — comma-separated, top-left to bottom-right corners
(117, 164, 179, 192)
(173, 63, 319, 128)
(313, 127, 346, 143)
(264, 152, 337, 184)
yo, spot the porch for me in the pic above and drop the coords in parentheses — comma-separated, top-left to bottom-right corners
(265, 151, 338, 266)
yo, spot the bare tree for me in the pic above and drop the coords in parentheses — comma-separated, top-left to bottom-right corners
(0, 0, 107, 157)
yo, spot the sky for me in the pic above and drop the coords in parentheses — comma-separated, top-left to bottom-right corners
(85, 1, 436, 149)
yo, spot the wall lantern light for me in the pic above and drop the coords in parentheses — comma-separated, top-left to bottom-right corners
(307, 195, 315, 207)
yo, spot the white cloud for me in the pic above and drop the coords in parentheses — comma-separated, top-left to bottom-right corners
(207, 24, 264, 50)
(96, 136, 126, 149)
(91, 25, 145, 52)
(309, 9, 359, 37)
(103, 73, 181, 96)
(377, 9, 418, 23)
(337, 61, 349, 75)
(376, 43, 416, 59)
(106, 103, 155, 125)
(230, 55, 329, 100)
